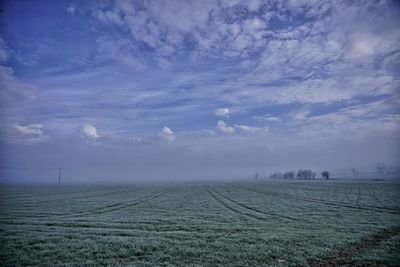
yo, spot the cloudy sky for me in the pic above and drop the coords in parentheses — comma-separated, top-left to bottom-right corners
(0, 0, 399, 183)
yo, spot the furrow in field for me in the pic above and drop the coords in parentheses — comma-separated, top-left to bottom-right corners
(0, 220, 191, 233)
(1, 190, 169, 219)
(355, 186, 361, 206)
(344, 187, 353, 203)
(367, 185, 386, 207)
(228, 184, 400, 214)
(212, 186, 301, 222)
(51, 189, 133, 203)
(308, 225, 400, 266)
(4, 188, 132, 206)
(0, 220, 136, 231)
(0, 188, 106, 202)
(0, 222, 214, 239)
(0, 217, 224, 237)
(204, 186, 265, 222)
(56, 191, 168, 219)
(90, 190, 168, 215)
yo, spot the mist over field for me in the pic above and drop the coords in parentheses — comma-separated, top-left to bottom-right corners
(1, 1, 400, 266)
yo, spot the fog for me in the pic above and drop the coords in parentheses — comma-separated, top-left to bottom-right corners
(1, 131, 399, 184)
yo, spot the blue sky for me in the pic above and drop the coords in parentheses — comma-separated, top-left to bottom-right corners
(1, 0, 399, 183)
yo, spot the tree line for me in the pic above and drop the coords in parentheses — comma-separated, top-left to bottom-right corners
(270, 170, 330, 179)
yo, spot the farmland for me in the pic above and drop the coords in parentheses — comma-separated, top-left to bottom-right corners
(1, 179, 400, 266)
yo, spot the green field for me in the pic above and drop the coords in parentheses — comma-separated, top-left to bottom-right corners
(1, 179, 400, 266)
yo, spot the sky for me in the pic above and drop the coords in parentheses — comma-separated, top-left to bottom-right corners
(0, 0, 399, 184)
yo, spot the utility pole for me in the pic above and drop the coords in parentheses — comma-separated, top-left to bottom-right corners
(57, 168, 63, 184)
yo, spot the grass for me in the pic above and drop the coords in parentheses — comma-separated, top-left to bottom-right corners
(0, 179, 399, 266)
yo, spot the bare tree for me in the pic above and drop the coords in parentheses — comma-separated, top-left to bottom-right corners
(296, 169, 313, 179)
(376, 162, 385, 175)
(321, 171, 330, 180)
(351, 167, 359, 177)
(283, 171, 295, 179)
(269, 172, 282, 179)
(306, 170, 312, 179)
(297, 170, 303, 179)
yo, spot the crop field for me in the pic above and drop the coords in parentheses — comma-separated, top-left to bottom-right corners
(1, 179, 400, 266)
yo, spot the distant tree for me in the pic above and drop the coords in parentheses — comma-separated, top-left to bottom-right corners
(376, 162, 386, 175)
(303, 170, 307, 179)
(306, 169, 312, 179)
(297, 170, 302, 179)
(283, 171, 295, 179)
(312, 172, 316, 179)
(254, 172, 259, 180)
(351, 168, 359, 177)
(297, 169, 313, 179)
(321, 171, 330, 179)
(269, 172, 282, 179)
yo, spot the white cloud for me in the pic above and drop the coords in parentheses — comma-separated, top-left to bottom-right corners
(95, 36, 146, 71)
(0, 40, 37, 106)
(93, 0, 270, 60)
(159, 126, 176, 142)
(216, 120, 235, 134)
(202, 129, 217, 136)
(246, 0, 263, 12)
(214, 107, 230, 117)
(14, 123, 41, 135)
(132, 136, 143, 143)
(66, 6, 75, 15)
(81, 124, 101, 140)
(292, 110, 310, 121)
(253, 115, 281, 122)
(104, 9, 124, 26)
(346, 31, 399, 64)
(291, 109, 400, 143)
(0, 66, 37, 106)
(11, 122, 47, 144)
(145, 0, 215, 33)
(0, 39, 8, 63)
(234, 125, 255, 132)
